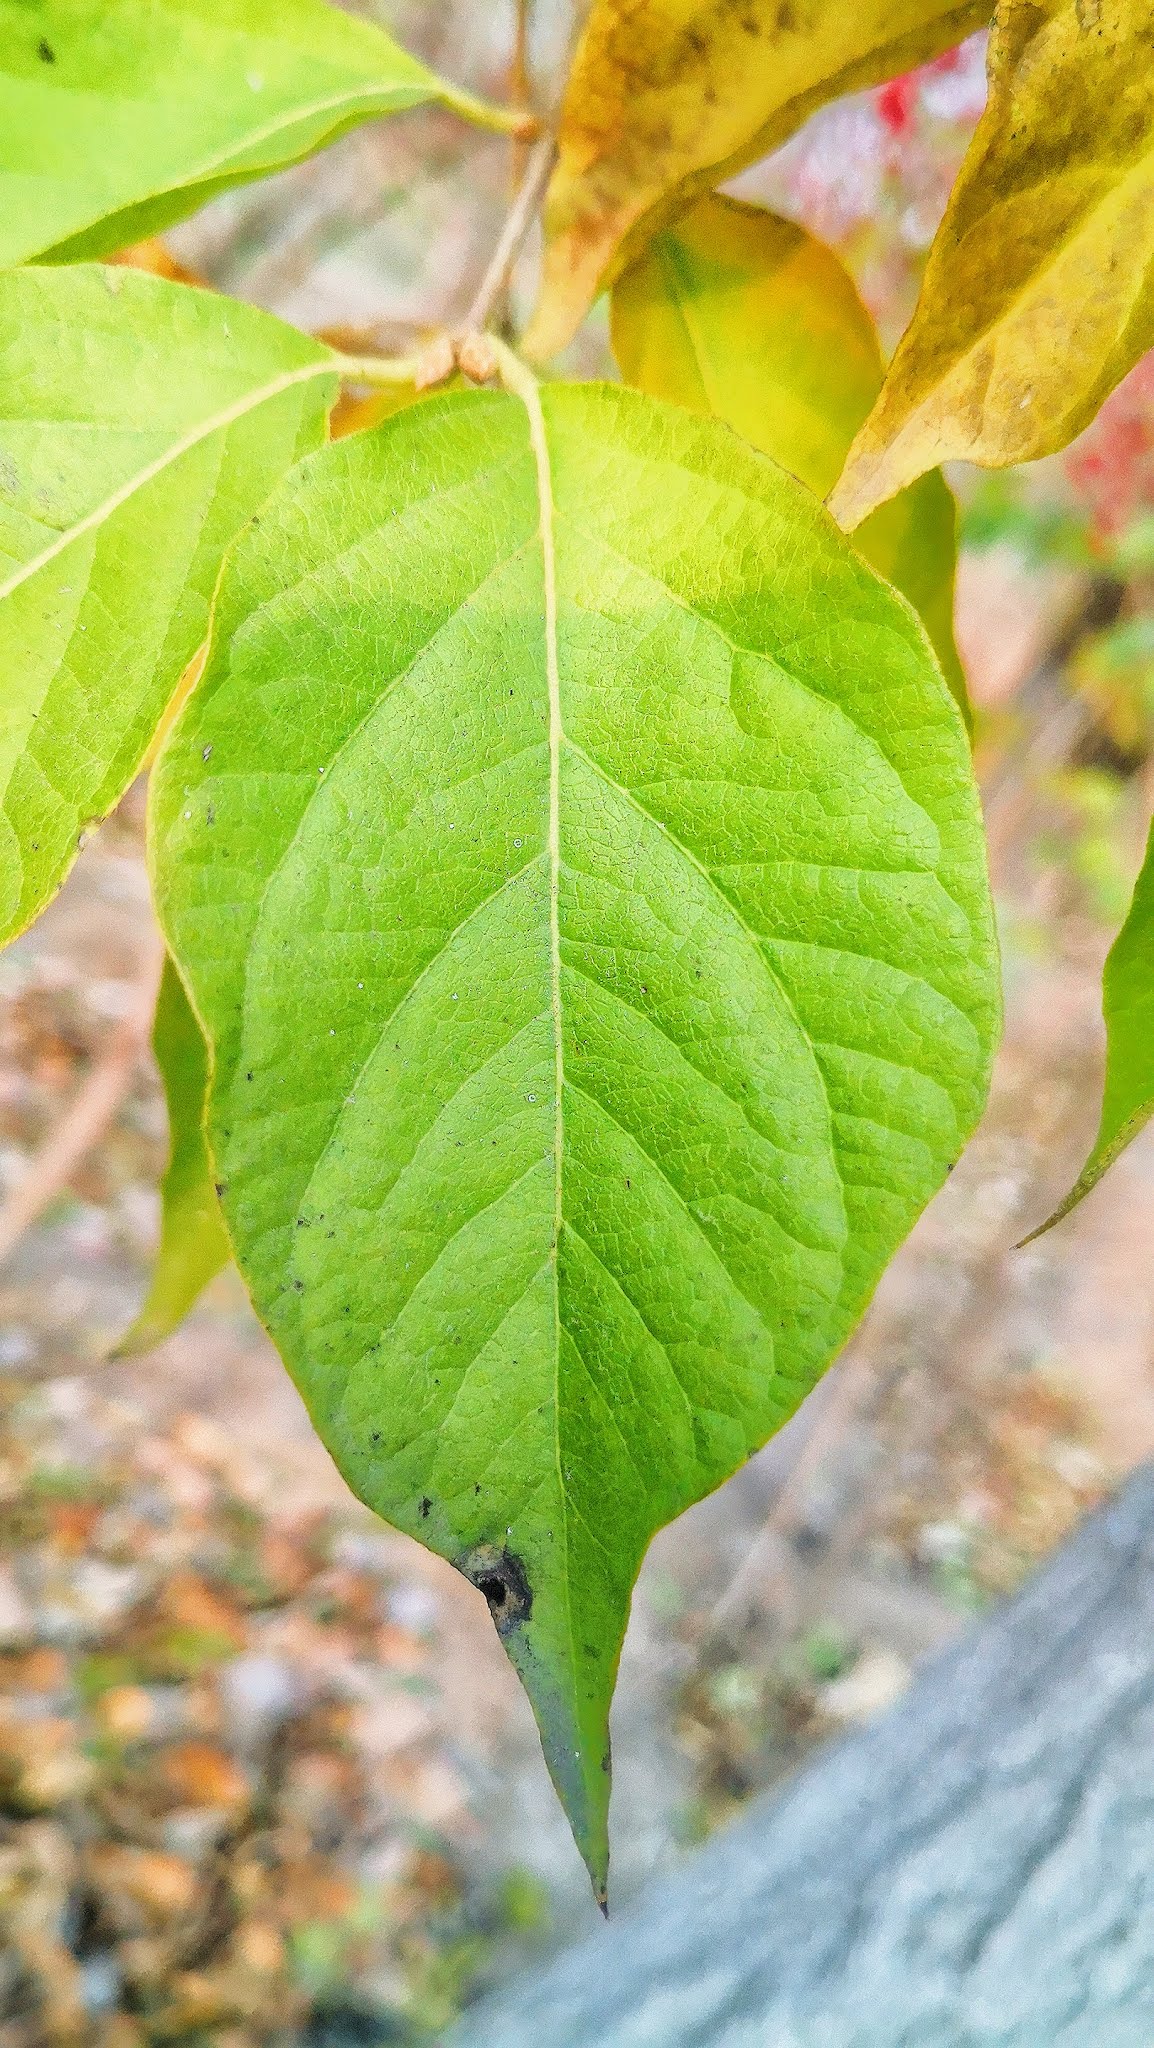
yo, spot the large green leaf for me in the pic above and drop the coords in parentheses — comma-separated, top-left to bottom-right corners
(832, 0, 1154, 528)
(0, 0, 506, 269)
(117, 957, 231, 1357)
(1026, 817, 1154, 1240)
(0, 263, 338, 943)
(152, 382, 999, 1896)
(524, 0, 992, 362)
(611, 196, 968, 714)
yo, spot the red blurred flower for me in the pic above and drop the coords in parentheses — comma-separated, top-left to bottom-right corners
(1065, 353, 1154, 543)
(876, 72, 919, 135)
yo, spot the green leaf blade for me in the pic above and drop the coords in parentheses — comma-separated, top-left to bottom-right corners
(152, 385, 998, 1894)
(117, 957, 231, 1356)
(611, 196, 969, 715)
(0, 263, 337, 943)
(1025, 817, 1154, 1240)
(0, 0, 482, 268)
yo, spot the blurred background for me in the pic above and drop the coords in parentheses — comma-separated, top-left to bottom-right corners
(4, 4, 1154, 2042)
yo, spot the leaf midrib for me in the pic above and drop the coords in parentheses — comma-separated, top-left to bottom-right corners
(511, 362, 575, 1723)
(0, 354, 335, 604)
(31, 77, 433, 215)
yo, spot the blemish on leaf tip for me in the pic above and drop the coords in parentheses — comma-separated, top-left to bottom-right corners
(457, 1544, 532, 1636)
(37, 37, 55, 62)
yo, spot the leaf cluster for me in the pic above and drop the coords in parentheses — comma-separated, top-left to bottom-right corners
(0, 0, 1148, 1896)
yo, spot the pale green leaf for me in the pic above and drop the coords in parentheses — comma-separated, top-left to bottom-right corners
(611, 195, 968, 714)
(117, 957, 231, 1356)
(0, 263, 338, 944)
(524, 0, 992, 362)
(0, 0, 508, 269)
(152, 383, 999, 1896)
(1024, 816, 1154, 1241)
(832, 0, 1154, 529)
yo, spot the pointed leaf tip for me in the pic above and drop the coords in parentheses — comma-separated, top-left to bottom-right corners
(832, 0, 1154, 523)
(1017, 816, 1154, 1243)
(116, 958, 230, 1356)
(527, 0, 992, 360)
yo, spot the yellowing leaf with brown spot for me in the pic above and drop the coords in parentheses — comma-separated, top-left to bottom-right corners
(524, 0, 992, 362)
(831, 0, 1154, 530)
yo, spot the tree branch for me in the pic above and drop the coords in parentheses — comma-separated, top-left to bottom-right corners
(465, 131, 556, 336)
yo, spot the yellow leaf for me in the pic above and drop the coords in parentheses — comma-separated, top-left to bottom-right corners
(612, 196, 969, 713)
(525, 0, 992, 362)
(831, 0, 1154, 530)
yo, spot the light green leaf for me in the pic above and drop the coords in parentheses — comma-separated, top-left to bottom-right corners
(117, 957, 230, 1356)
(0, 263, 338, 944)
(1024, 817, 1154, 1241)
(831, 0, 1154, 528)
(0, 0, 511, 269)
(611, 195, 968, 715)
(152, 383, 999, 1896)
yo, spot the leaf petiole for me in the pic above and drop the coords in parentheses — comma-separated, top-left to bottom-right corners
(437, 82, 541, 141)
(330, 349, 424, 387)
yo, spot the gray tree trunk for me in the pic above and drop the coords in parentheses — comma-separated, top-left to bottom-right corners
(452, 1466, 1154, 2048)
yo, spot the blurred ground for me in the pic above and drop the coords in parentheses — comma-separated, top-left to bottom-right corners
(5, 4, 1154, 2043)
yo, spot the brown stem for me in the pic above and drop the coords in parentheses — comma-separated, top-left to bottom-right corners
(511, 0, 533, 187)
(465, 130, 556, 336)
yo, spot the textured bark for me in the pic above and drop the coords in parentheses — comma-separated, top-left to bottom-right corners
(453, 1466, 1154, 2047)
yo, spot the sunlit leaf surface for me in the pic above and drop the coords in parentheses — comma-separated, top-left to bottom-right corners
(153, 384, 998, 1893)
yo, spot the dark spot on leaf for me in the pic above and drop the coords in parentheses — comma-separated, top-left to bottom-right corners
(371, 1431, 380, 1442)
(37, 38, 55, 62)
(457, 1544, 532, 1636)
(214, 1182, 226, 1198)
(418, 1496, 431, 1519)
